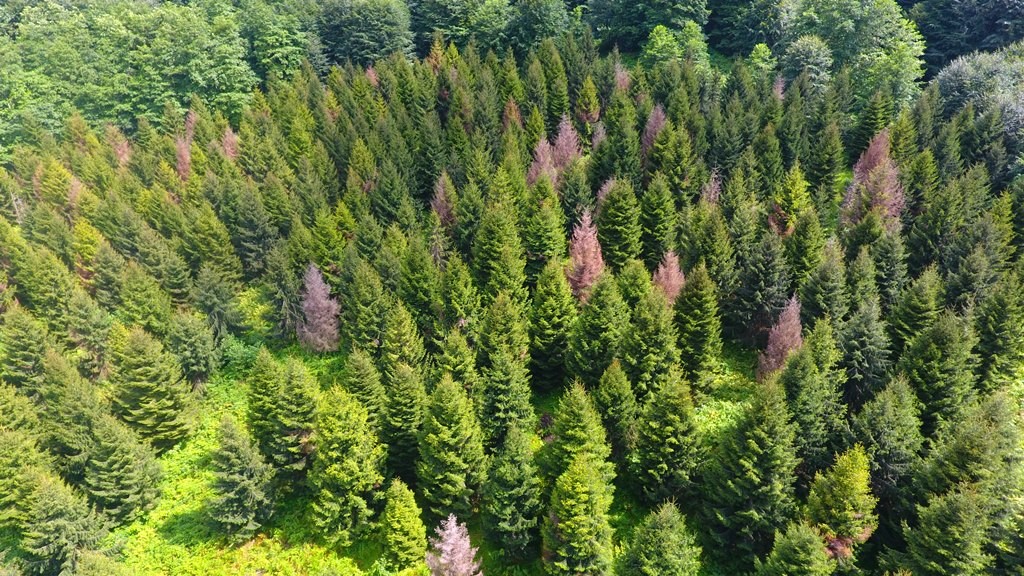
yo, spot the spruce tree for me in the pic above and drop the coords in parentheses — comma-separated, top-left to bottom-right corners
(674, 262, 722, 380)
(436, 328, 481, 407)
(630, 372, 699, 504)
(898, 310, 978, 436)
(210, 416, 275, 543)
(482, 423, 543, 561)
(541, 382, 614, 486)
(478, 291, 530, 371)
(543, 453, 615, 576)
(399, 233, 444, 340)
(839, 297, 891, 411)
(83, 414, 162, 522)
(567, 273, 630, 386)
(523, 178, 567, 285)
(593, 360, 638, 462)
(340, 348, 386, 433)
(900, 487, 993, 576)
(619, 501, 702, 576)
(263, 358, 318, 478)
(732, 230, 792, 345)
(473, 201, 527, 302)
(480, 344, 534, 449)
(617, 258, 653, 308)
(621, 289, 680, 397)
(339, 253, 388, 353)
(381, 479, 427, 571)
(417, 374, 488, 520)
(639, 173, 678, 270)
(591, 89, 641, 187)
(754, 522, 834, 576)
(20, 474, 106, 576)
(109, 327, 192, 452)
(529, 259, 577, 392)
(806, 445, 877, 548)
(442, 254, 482, 331)
(0, 304, 48, 397)
(852, 376, 923, 511)
(888, 265, 943, 353)
(702, 379, 799, 568)
(380, 301, 426, 384)
(799, 239, 849, 324)
(974, 273, 1024, 391)
(384, 363, 427, 484)
(247, 348, 283, 457)
(166, 311, 219, 390)
(596, 179, 643, 271)
(309, 386, 384, 547)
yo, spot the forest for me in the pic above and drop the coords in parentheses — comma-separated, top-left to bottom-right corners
(1, 0, 1023, 574)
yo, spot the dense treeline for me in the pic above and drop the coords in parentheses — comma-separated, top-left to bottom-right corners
(1, 2, 1024, 575)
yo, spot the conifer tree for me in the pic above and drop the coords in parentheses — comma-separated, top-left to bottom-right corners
(0, 304, 48, 397)
(839, 297, 891, 411)
(888, 265, 943, 353)
(524, 178, 567, 284)
(619, 501, 702, 576)
(210, 416, 275, 543)
(474, 201, 526, 301)
(852, 376, 923, 511)
(754, 522, 834, 576)
(543, 453, 615, 576)
(597, 178, 643, 271)
(567, 210, 605, 301)
(480, 343, 534, 449)
(399, 234, 443, 339)
(799, 239, 849, 324)
(442, 254, 481, 331)
(109, 327, 192, 452)
(639, 173, 677, 269)
(436, 328, 480, 405)
(758, 297, 803, 380)
(66, 288, 112, 379)
(631, 372, 699, 503)
(264, 358, 318, 478)
(899, 487, 993, 576)
(898, 310, 978, 436)
(872, 230, 909, 312)
(674, 262, 722, 380)
(166, 311, 219, 390)
(591, 89, 641, 187)
(380, 301, 426, 383)
(847, 245, 880, 309)
(381, 479, 427, 571)
(478, 291, 530, 371)
(247, 349, 283, 456)
(529, 259, 577, 392)
(974, 273, 1024, 391)
(806, 444, 877, 552)
(297, 263, 340, 352)
(83, 414, 162, 522)
(417, 374, 488, 520)
(310, 386, 384, 547)
(541, 382, 614, 485)
(567, 273, 630, 386)
(621, 289, 680, 396)
(339, 253, 388, 353)
(703, 379, 799, 567)
(384, 362, 427, 484)
(425, 514, 483, 576)
(732, 230, 792, 345)
(340, 348, 386, 433)
(482, 423, 542, 561)
(593, 360, 638, 462)
(652, 251, 685, 302)
(37, 351, 104, 480)
(616, 258, 652, 309)
(20, 473, 106, 576)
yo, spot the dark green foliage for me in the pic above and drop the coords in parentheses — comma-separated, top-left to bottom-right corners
(309, 387, 384, 547)
(800, 239, 849, 324)
(621, 289, 680, 397)
(341, 349, 387, 433)
(754, 522, 834, 576)
(732, 230, 792, 345)
(380, 301, 426, 384)
(593, 360, 638, 462)
(899, 487, 993, 576)
(0, 305, 48, 396)
(674, 263, 722, 379)
(597, 179, 643, 271)
(839, 297, 891, 411)
(702, 379, 799, 568)
(588, 0, 709, 51)
(473, 201, 527, 302)
(246, 352, 317, 479)
(381, 479, 427, 571)
(166, 311, 219, 389)
(109, 327, 192, 452)
(639, 173, 677, 269)
(853, 376, 923, 509)
(383, 363, 427, 483)
(529, 259, 577, 392)
(83, 414, 161, 522)
(567, 273, 630, 386)
(340, 253, 388, 353)
(480, 344, 534, 449)
(19, 474, 106, 576)
(542, 453, 615, 576)
(319, 0, 412, 66)
(888, 266, 943, 353)
(592, 90, 641, 188)
(630, 373, 699, 503)
(211, 416, 275, 543)
(417, 374, 487, 520)
(974, 273, 1024, 391)
(524, 179, 567, 284)
(482, 423, 543, 561)
(619, 501, 702, 576)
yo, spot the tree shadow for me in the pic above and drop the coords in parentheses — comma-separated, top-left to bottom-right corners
(157, 504, 218, 547)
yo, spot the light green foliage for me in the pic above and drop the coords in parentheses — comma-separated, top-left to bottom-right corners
(621, 289, 680, 397)
(381, 479, 427, 571)
(806, 445, 878, 542)
(541, 382, 614, 486)
(755, 522, 834, 576)
(542, 454, 615, 576)
(619, 501, 702, 576)
(630, 372, 699, 503)
(0, 304, 48, 397)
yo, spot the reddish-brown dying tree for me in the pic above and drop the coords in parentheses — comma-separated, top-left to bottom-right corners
(567, 210, 605, 301)
(757, 296, 803, 380)
(653, 251, 685, 302)
(425, 514, 482, 576)
(841, 129, 905, 232)
(297, 263, 340, 353)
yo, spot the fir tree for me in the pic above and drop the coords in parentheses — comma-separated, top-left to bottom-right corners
(381, 479, 427, 571)
(20, 474, 106, 576)
(166, 311, 219, 390)
(888, 265, 943, 353)
(340, 253, 388, 353)
(619, 501, 702, 576)
(597, 179, 643, 271)
(478, 291, 530, 371)
(529, 259, 577, 392)
(384, 363, 427, 484)
(754, 522, 834, 576)
(482, 423, 543, 561)
(674, 262, 722, 380)
(523, 178, 567, 284)
(480, 344, 534, 449)
(380, 301, 426, 383)
(621, 289, 680, 397)
(652, 251, 685, 302)
(799, 239, 849, 324)
(899, 487, 993, 576)
(83, 414, 161, 522)
(340, 348, 386, 433)
(436, 328, 481, 406)
(702, 379, 799, 568)
(639, 173, 677, 269)
(210, 416, 275, 543)
(591, 89, 641, 187)
(617, 258, 653, 309)
(425, 514, 483, 576)
(417, 374, 488, 520)
(543, 453, 615, 576)
(109, 327, 192, 452)
(310, 386, 384, 547)
(541, 382, 614, 485)
(0, 304, 48, 397)
(974, 273, 1024, 391)
(806, 445, 877, 551)
(852, 376, 923, 511)
(442, 254, 481, 331)
(399, 234, 443, 339)
(839, 297, 891, 411)
(630, 372, 699, 503)
(758, 297, 803, 380)
(732, 230, 792, 345)
(593, 360, 638, 462)
(567, 273, 631, 386)
(473, 201, 526, 302)
(264, 358, 318, 478)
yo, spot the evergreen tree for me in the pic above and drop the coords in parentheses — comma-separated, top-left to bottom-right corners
(417, 374, 488, 520)
(381, 479, 427, 571)
(310, 386, 384, 547)
(591, 89, 641, 187)
(380, 301, 427, 384)
(639, 173, 677, 269)
(702, 379, 799, 568)
(754, 522, 834, 576)
(852, 376, 923, 511)
(480, 343, 534, 449)
(529, 259, 577, 392)
(436, 328, 481, 406)
(567, 273, 630, 386)
(341, 348, 386, 433)
(898, 310, 978, 436)
(442, 254, 481, 331)
(543, 453, 615, 576)
(210, 416, 275, 543)
(799, 239, 849, 324)
(384, 363, 427, 484)
(541, 382, 613, 485)
(596, 179, 643, 271)
(674, 262, 722, 380)
(888, 266, 943, 353)
(899, 487, 993, 576)
(265, 358, 318, 478)
(20, 474, 106, 576)
(0, 304, 48, 397)
(166, 311, 219, 390)
(523, 178, 567, 284)
(630, 372, 699, 503)
(839, 297, 891, 411)
(482, 423, 543, 561)
(340, 253, 388, 353)
(473, 201, 527, 302)
(109, 327, 192, 452)
(83, 414, 162, 522)
(593, 360, 638, 462)
(974, 273, 1024, 391)
(425, 514, 483, 576)
(621, 289, 680, 397)
(619, 501, 702, 576)
(732, 230, 792, 345)
(806, 445, 877, 548)
(617, 258, 653, 308)
(247, 349, 283, 458)
(297, 263, 340, 352)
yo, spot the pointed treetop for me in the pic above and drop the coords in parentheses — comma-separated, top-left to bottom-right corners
(567, 210, 605, 301)
(653, 251, 686, 302)
(297, 263, 340, 353)
(425, 514, 482, 576)
(758, 296, 803, 380)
